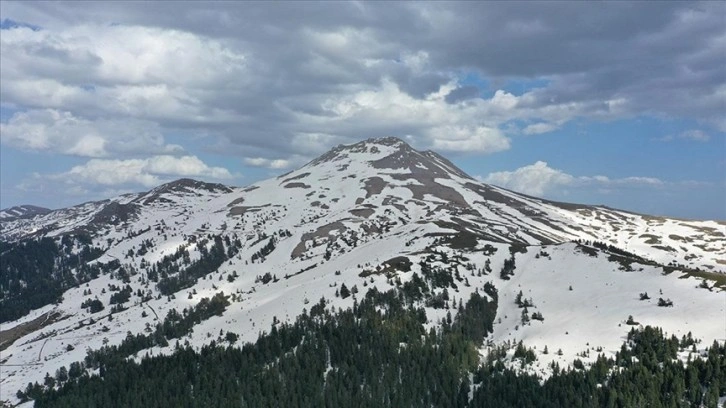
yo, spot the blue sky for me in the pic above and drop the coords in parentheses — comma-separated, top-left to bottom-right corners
(0, 2, 724, 219)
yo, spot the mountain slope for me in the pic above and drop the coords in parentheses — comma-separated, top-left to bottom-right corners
(1, 137, 724, 405)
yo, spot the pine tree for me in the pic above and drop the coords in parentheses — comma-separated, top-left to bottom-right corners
(339, 283, 350, 299)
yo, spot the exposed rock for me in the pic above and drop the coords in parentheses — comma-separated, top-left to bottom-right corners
(284, 182, 311, 189)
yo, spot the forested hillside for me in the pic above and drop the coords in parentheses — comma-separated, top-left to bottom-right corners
(19, 286, 725, 407)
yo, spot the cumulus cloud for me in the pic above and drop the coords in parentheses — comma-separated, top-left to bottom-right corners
(522, 122, 559, 135)
(311, 79, 512, 153)
(0, 24, 245, 126)
(482, 161, 667, 196)
(0, 23, 246, 88)
(243, 157, 292, 169)
(49, 155, 233, 187)
(0, 109, 182, 157)
(483, 161, 575, 196)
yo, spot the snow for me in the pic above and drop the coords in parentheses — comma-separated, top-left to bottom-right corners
(486, 243, 726, 377)
(1, 137, 724, 404)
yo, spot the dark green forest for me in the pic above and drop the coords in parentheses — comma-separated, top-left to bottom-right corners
(0, 235, 115, 323)
(0, 232, 243, 323)
(18, 284, 725, 407)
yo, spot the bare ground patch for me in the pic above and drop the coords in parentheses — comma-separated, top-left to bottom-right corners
(281, 172, 311, 184)
(291, 221, 347, 259)
(363, 177, 386, 198)
(284, 182, 311, 189)
(349, 208, 375, 218)
(639, 234, 661, 245)
(228, 205, 269, 216)
(0, 311, 66, 352)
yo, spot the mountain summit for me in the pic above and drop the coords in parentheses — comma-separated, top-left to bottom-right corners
(308, 137, 471, 179)
(1, 138, 724, 404)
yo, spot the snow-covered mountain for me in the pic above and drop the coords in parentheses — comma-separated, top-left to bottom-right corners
(3, 137, 723, 271)
(0, 205, 51, 223)
(1, 137, 724, 404)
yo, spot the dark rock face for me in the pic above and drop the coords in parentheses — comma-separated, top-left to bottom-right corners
(91, 202, 139, 226)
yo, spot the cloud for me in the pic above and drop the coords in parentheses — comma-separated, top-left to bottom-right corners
(482, 161, 575, 196)
(522, 122, 558, 135)
(0, 109, 182, 157)
(678, 130, 710, 142)
(310, 79, 512, 153)
(654, 129, 712, 143)
(12, 155, 233, 208)
(429, 126, 509, 153)
(481, 161, 667, 196)
(243, 157, 292, 169)
(48, 155, 233, 187)
(0, 23, 245, 127)
(1, 1, 722, 166)
(0, 23, 246, 88)
(445, 86, 480, 104)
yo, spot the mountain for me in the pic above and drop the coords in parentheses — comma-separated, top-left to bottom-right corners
(1, 137, 724, 405)
(0, 205, 51, 222)
(3, 137, 723, 271)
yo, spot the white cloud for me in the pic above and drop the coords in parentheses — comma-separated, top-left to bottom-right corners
(615, 176, 664, 186)
(49, 155, 233, 187)
(654, 129, 711, 143)
(143, 156, 232, 178)
(0, 24, 246, 125)
(0, 24, 246, 88)
(483, 161, 574, 196)
(312, 79, 513, 153)
(482, 161, 666, 196)
(522, 122, 558, 135)
(429, 126, 510, 153)
(243, 157, 292, 169)
(0, 109, 182, 157)
(678, 129, 710, 142)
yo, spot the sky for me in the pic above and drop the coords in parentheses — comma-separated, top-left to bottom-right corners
(0, 2, 724, 220)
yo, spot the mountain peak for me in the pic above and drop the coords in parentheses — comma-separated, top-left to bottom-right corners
(138, 178, 234, 205)
(306, 137, 471, 179)
(151, 178, 233, 195)
(363, 136, 409, 147)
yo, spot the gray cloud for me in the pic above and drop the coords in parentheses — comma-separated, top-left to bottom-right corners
(445, 86, 480, 104)
(1, 1, 724, 165)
